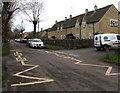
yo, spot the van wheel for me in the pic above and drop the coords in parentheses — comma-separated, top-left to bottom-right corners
(103, 45, 109, 51)
(96, 47, 101, 51)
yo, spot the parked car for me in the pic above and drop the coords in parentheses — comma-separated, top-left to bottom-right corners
(19, 38, 27, 43)
(26, 39, 34, 47)
(15, 38, 21, 42)
(30, 38, 44, 48)
(94, 34, 120, 50)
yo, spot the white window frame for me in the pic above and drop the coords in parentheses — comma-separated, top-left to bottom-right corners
(75, 23, 79, 29)
(82, 22, 86, 28)
(110, 19, 118, 27)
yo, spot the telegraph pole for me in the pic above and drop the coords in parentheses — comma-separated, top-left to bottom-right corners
(118, 1, 120, 34)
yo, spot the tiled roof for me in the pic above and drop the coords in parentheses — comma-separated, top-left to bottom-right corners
(50, 4, 113, 31)
(87, 4, 112, 23)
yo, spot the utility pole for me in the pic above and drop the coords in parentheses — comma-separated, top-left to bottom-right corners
(118, 1, 120, 55)
(118, 1, 120, 34)
(37, 18, 39, 38)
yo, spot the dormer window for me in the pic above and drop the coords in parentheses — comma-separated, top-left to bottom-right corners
(82, 22, 86, 28)
(75, 23, 79, 29)
(60, 25, 63, 31)
(75, 18, 80, 29)
(57, 25, 59, 31)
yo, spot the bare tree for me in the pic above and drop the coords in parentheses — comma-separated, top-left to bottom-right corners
(22, 0, 44, 38)
(2, 1, 22, 43)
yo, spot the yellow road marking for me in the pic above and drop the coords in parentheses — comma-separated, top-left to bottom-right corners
(44, 50, 120, 76)
(14, 52, 23, 57)
(11, 79, 54, 87)
(11, 51, 54, 87)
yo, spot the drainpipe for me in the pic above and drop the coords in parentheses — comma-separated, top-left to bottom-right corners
(79, 25, 81, 39)
(93, 23, 95, 39)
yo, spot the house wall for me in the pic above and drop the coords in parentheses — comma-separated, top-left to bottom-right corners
(48, 5, 118, 40)
(99, 5, 118, 34)
(48, 27, 81, 39)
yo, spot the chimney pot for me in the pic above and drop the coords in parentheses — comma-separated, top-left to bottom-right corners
(70, 15, 72, 18)
(65, 17, 67, 20)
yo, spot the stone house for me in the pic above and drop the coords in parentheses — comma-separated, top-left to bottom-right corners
(48, 4, 118, 39)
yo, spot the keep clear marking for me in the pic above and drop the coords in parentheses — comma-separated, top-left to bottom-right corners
(11, 51, 54, 87)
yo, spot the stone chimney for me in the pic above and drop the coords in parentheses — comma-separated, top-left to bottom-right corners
(70, 15, 72, 19)
(55, 20, 57, 24)
(85, 9, 88, 14)
(65, 17, 67, 20)
(94, 5, 97, 11)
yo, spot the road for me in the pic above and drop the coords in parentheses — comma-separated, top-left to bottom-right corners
(3, 40, 120, 92)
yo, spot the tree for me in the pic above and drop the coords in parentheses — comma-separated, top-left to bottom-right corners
(2, 1, 21, 43)
(22, 0, 44, 38)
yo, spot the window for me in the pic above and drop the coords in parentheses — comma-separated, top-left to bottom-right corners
(82, 22, 86, 28)
(83, 33, 86, 39)
(75, 23, 79, 29)
(104, 36, 110, 41)
(95, 37, 98, 40)
(89, 33, 92, 39)
(110, 19, 118, 27)
(57, 25, 59, 31)
(60, 26, 63, 31)
(117, 35, 120, 40)
(76, 34, 79, 39)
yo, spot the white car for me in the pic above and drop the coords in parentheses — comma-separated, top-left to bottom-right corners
(15, 38, 21, 42)
(30, 39, 44, 48)
(94, 34, 120, 50)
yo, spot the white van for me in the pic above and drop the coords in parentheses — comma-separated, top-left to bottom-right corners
(94, 34, 120, 50)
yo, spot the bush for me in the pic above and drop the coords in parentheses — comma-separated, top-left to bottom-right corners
(2, 43, 10, 56)
(101, 53, 120, 65)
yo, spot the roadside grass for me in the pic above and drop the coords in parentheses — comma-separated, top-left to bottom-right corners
(2, 43, 10, 56)
(101, 53, 120, 64)
(44, 44, 60, 50)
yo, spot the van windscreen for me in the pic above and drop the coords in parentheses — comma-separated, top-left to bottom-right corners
(117, 35, 120, 40)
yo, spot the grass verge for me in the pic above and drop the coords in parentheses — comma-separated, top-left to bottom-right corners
(2, 43, 10, 56)
(101, 53, 120, 64)
(44, 44, 60, 50)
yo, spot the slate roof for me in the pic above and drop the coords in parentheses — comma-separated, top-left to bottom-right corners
(50, 4, 113, 31)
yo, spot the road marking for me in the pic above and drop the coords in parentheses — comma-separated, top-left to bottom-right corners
(10, 49, 22, 52)
(11, 51, 54, 87)
(44, 50, 120, 76)
(14, 52, 23, 57)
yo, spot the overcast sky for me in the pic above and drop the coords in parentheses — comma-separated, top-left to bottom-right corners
(13, 0, 120, 32)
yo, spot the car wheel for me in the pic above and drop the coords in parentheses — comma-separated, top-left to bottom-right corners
(96, 47, 101, 51)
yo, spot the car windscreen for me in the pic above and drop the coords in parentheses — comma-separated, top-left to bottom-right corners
(117, 35, 120, 40)
(33, 40, 42, 42)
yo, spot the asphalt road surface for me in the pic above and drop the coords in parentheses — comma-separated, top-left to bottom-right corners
(3, 40, 120, 92)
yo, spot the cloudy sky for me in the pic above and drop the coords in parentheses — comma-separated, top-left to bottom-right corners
(13, 0, 120, 32)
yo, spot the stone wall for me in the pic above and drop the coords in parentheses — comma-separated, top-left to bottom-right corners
(44, 39, 94, 49)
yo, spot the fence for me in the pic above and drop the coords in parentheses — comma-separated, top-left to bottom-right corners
(44, 39, 94, 49)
